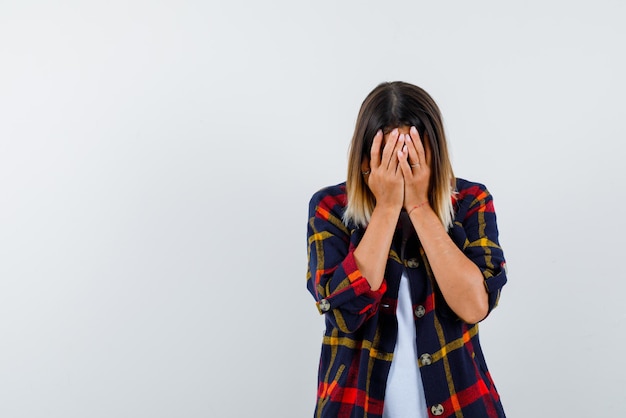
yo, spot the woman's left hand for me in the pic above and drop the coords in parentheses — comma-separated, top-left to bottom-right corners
(398, 126, 431, 210)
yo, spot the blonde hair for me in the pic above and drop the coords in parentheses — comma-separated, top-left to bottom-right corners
(343, 82, 455, 229)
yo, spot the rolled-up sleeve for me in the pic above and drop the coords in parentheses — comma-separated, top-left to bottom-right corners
(449, 182, 507, 317)
(306, 187, 386, 333)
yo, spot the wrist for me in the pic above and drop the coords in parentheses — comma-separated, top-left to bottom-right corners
(373, 202, 403, 218)
(407, 200, 430, 215)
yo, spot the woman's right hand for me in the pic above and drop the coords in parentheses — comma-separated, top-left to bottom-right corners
(353, 128, 405, 292)
(366, 128, 405, 211)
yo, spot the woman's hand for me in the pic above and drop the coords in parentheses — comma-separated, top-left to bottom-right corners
(398, 126, 488, 323)
(353, 129, 405, 292)
(398, 126, 431, 210)
(366, 128, 405, 211)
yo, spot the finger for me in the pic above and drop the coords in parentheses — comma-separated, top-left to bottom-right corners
(410, 126, 427, 166)
(398, 145, 412, 178)
(370, 129, 383, 169)
(381, 128, 399, 169)
(389, 133, 405, 171)
(404, 132, 420, 167)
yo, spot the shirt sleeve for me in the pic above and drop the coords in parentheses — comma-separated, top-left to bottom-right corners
(306, 188, 387, 333)
(449, 183, 508, 319)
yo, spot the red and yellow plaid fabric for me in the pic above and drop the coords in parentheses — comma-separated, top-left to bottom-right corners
(306, 178, 507, 418)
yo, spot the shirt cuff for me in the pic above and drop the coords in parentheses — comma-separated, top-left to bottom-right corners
(315, 251, 387, 314)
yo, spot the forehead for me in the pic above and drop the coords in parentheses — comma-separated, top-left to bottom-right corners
(382, 125, 411, 145)
(396, 126, 412, 135)
(383, 125, 411, 136)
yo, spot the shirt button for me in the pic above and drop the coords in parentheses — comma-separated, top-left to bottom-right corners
(419, 353, 432, 366)
(431, 404, 444, 416)
(406, 258, 420, 268)
(414, 305, 425, 318)
(318, 299, 331, 312)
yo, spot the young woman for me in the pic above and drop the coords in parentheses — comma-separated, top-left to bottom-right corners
(306, 82, 508, 418)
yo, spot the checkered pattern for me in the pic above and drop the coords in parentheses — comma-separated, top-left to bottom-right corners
(306, 178, 507, 418)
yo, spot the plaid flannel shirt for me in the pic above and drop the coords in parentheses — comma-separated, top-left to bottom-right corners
(306, 178, 508, 418)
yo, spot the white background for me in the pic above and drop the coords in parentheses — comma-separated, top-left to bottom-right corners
(1, 1, 625, 417)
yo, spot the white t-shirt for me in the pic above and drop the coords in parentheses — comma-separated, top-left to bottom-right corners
(382, 265, 428, 417)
